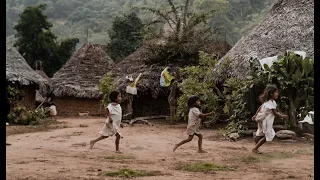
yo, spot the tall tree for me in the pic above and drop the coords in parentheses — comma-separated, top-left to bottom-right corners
(13, 4, 78, 77)
(107, 12, 143, 62)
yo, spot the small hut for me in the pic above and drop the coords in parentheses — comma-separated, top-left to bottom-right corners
(6, 46, 49, 111)
(114, 40, 231, 118)
(113, 45, 172, 117)
(50, 43, 114, 116)
(35, 70, 51, 105)
(213, 0, 314, 79)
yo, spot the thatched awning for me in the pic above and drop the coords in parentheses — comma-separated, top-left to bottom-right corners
(213, 0, 314, 79)
(6, 46, 49, 94)
(113, 46, 172, 99)
(51, 43, 114, 99)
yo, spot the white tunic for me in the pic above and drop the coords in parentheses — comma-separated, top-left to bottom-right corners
(255, 100, 277, 141)
(186, 107, 202, 135)
(49, 105, 57, 116)
(99, 103, 122, 137)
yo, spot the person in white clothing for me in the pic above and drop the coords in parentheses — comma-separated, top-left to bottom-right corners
(49, 102, 57, 120)
(90, 91, 123, 153)
(252, 85, 288, 154)
(173, 95, 214, 153)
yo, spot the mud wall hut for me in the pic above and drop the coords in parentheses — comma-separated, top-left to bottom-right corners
(6, 46, 49, 111)
(113, 40, 231, 118)
(50, 43, 114, 116)
(213, 0, 314, 79)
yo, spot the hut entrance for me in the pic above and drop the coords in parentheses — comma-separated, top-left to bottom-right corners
(132, 93, 169, 117)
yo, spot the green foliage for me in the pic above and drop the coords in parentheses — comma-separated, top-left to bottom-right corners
(99, 72, 117, 106)
(13, 4, 79, 77)
(107, 12, 143, 62)
(252, 52, 314, 129)
(134, 0, 218, 65)
(7, 106, 50, 125)
(177, 51, 220, 121)
(6, 85, 23, 103)
(179, 162, 234, 172)
(223, 78, 251, 133)
(7, 0, 275, 48)
(104, 169, 162, 178)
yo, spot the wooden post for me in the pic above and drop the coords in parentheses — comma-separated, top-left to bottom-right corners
(126, 94, 133, 114)
(168, 70, 179, 121)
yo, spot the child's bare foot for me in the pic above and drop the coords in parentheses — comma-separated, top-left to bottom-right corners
(89, 141, 94, 150)
(252, 149, 262, 154)
(6, 143, 11, 146)
(115, 150, 122, 154)
(198, 150, 207, 153)
(173, 145, 178, 152)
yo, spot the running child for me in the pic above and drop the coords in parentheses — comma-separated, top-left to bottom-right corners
(252, 84, 288, 154)
(90, 91, 123, 153)
(173, 95, 215, 153)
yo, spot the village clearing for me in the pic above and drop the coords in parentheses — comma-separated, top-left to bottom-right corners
(6, 118, 314, 180)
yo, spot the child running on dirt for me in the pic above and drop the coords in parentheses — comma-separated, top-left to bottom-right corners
(90, 91, 123, 153)
(252, 84, 288, 154)
(173, 95, 215, 153)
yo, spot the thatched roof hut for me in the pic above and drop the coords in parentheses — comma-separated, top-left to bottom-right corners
(51, 43, 114, 99)
(213, 0, 314, 78)
(6, 46, 48, 91)
(114, 40, 232, 99)
(6, 46, 49, 111)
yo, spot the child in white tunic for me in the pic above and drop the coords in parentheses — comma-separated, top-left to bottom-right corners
(252, 85, 288, 154)
(90, 91, 123, 153)
(173, 95, 214, 153)
(49, 102, 57, 120)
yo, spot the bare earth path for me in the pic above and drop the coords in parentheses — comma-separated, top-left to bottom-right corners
(6, 118, 314, 180)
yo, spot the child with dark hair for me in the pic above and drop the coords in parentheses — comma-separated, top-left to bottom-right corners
(252, 84, 288, 154)
(173, 95, 215, 153)
(90, 91, 123, 153)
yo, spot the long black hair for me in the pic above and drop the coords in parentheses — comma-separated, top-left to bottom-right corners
(187, 95, 201, 109)
(259, 84, 278, 103)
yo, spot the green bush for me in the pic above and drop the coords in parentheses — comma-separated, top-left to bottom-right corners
(251, 52, 314, 129)
(176, 51, 221, 122)
(99, 72, 117, 106)
(7, 106, 50, 125)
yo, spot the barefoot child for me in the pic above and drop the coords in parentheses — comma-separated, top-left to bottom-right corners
(173, 95, 214, 153)
(90, 91, 123, 153)
(252, 84, 288, 154)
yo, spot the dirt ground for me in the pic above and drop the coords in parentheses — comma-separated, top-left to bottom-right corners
(6, 117, 314, 180)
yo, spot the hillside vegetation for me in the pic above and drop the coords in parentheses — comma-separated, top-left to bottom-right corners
(6, 0, 276, 48)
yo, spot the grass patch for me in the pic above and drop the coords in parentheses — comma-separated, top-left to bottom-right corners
(105, 155, 136, 160)
(294, 148, 314, 155)
(179, 162, 234, 172)
(239, 155, 260, 163)
(104, 168, 162, 178)
(262, 152, 293, 159)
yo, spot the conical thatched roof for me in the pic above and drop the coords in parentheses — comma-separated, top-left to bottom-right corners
(51, 43, 114, 99)
(6, 46, 48, 91)
(213, 0, 314, 79)
(36, 70, 50, 81)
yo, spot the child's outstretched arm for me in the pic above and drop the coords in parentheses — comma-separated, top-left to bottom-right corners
(272, 109, 288, 119)
(199, 111, 215, 118)
(106, 108, 113, 123)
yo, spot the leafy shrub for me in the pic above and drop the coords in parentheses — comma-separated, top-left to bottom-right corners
(7, 106, 50, 125)
(99, 72, 117, 106)
(176, 51, 221, 122)
(251, 52, 314, 129)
